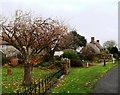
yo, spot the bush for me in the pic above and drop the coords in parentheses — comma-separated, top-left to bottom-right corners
(78, 54, 86, 61)
(18, 58, 23, 64)
(113, 53, 119, 60)
(54, 60, 61, 66)
(42, 54, 51, 62)
(37, 60, 61, 67)
(54, 56, 61, 60)
(63, 50, 78, 60)
(38, 62, 53, 67)
(9, 57, 18, 67)
(84, 53, 95, 62)
(17, 54, 24, 64)
(2, 56, 10, 65)
(71, 60, 83, 67)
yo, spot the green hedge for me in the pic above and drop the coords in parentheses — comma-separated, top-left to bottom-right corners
(63, 50, 78, 60)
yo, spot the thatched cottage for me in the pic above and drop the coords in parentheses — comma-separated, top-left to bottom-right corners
(80, 37, 104, 55)
(0, 38, 19, 66)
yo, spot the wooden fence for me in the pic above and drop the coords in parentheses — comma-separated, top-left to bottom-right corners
(17, 68, 64, 95)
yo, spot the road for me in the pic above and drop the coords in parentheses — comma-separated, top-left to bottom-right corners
(92, 64, 119, 93)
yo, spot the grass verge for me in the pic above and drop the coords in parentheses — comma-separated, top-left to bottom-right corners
(52, 62, 117, 93)
(1, 67, 57, 93)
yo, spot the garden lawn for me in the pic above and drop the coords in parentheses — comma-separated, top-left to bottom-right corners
(52, 62, 117, 93)
(1, 67, 57, 93)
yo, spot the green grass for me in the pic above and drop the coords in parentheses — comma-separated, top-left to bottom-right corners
(52, 62, 117, 94)
(1, 66, 57, 93)
(0, 66, 2, 95)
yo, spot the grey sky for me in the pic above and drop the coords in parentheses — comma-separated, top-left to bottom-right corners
(0, 0, 119, 46)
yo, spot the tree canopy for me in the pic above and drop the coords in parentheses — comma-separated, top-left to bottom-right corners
(0, 10, 68, 85)
(109, 47, 118, 54)
(103, 40, 116, 49)
(61, 30, 87, 50)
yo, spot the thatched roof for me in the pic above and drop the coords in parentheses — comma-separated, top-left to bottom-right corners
(80, 43, 101, 54)
(80, 37, 104, 55)
(95, 41, 103, 50)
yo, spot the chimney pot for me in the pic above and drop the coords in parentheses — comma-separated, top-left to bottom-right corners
(97, 40, 99, 43)
(91, 37, 95, 43)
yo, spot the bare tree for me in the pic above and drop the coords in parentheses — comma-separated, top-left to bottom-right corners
(103, 40, 117, 49)
(0, 10, 68, 85)
(44, 21, 68, 62)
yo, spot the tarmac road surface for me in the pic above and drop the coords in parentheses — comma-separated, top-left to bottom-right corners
(92, 64, 119, 93)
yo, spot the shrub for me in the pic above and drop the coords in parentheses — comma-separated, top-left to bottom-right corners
(63, 50, 78, 60)
(101, 49, 110, 54)
(17, 54, 24, 64)
(2, 56, 10, 65)
(71, 60, 83, 67)
(78, 54, 86, 61)
(18, 58, 23, 64)
(54, 56, 61, 60)
(42, 54, 51, 62)
(54, 60, 61, 66)
(38, 62, 52, 67)
(33, 60, 61, 68)
(83, 53, 95, 62)
(9, 58, 18, 67)
(113, 53, 119, 60)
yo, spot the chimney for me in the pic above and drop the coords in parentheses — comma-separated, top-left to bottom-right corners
(96, 40, 99, 43)
(91, 37, 95, 43)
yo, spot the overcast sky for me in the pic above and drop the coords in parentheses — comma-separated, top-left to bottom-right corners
(0, 0, 119, 46)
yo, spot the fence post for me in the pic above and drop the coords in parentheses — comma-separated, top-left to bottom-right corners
(29, 86, 32, 95)
(17, 90, 19, 95)
(46, 77, 48, 90)
(41, 79, 44, 93)
(104, 57, 106, 66)
(44, 78, 46, 91)
(45, 76, 48, 91)
(24, 87, 27, 94)
(18, 67, 65, 95)
(48, 76, 50, 89)
(61, 58, 70, 74)
(38, 79, 40, 95)
(34, 81, 37, 95)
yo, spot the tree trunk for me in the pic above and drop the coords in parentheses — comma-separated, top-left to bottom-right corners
(22, 64, 33, 85)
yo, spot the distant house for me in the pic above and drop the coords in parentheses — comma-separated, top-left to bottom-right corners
(0, 38, 20, 57)
(54, 51, 64, 57)
(80, 37, 103, 55)
(0, 38, 19, 66)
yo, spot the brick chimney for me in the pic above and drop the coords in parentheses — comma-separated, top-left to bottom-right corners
(90, 37, 95, 44)
(96, 40, 99, 43)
